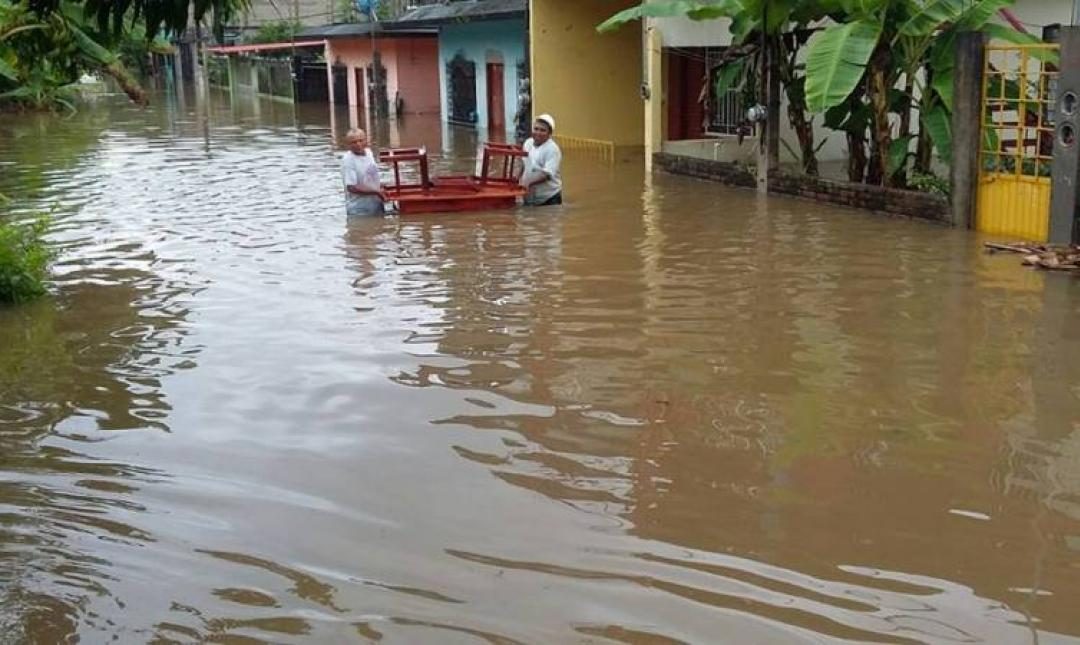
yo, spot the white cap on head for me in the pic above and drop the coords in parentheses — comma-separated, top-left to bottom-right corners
(536, 113, 555, 131)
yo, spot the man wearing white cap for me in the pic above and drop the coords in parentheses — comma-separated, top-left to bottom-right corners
(520, 113, 563, 206)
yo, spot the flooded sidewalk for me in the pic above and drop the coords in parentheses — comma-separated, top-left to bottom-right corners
(1, 89, 1079, 643)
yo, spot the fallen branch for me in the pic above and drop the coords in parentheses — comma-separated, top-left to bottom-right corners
(985, 241, 1080, 272)
(984, 241, 1038, 254)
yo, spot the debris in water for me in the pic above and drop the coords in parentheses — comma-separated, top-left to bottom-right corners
(948, 508, 991, 521)
(984, 242, 1080, 272)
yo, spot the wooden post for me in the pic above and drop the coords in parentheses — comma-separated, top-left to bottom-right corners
(757, 35, 780, 194)
(949, 31, 985, 228)
(765, 38, 780, 173)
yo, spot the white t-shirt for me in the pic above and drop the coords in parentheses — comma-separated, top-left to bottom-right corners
(520, 138, 562, 204)
(341, 148, 382, 215)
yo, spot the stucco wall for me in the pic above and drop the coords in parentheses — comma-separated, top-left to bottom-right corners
(531, 0, 644, 146)
(438, 19, 526, 140)
(652, 15, 733, 48)
(394, 37, 441, 115)
(327, 39, 368, 108)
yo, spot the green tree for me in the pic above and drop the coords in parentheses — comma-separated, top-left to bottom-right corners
(245, 18, 299, 44)
(32, 0, 249, 39)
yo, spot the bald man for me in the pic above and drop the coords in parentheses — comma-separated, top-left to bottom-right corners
(341, 128, 387, 216)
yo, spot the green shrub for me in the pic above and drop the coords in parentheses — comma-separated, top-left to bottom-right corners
(0, 215, 53, 304)
(909, 172, 950, 197)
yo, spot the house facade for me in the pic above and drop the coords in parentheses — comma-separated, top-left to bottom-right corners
(396, 0, 528, 142)
(638, 1, 1076, 168)
(297, 23, 441, 117)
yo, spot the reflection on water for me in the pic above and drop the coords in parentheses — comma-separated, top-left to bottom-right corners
(1, 86, 1079, 642)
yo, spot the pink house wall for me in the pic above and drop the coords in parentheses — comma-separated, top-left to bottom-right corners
(326, 36, 439, 116)
(327, 39, 367, 109)
(393, 38, 440, 116)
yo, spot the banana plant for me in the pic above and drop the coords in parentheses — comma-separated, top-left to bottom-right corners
(597, 0, 736, 34)
(805, 0, 1018, 113)
(803, 0, 1039, 185)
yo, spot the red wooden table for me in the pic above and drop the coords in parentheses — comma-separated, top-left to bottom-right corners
(379, 144, 528, 214)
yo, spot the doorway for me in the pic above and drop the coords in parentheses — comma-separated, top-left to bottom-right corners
(486, 62, 505, 138)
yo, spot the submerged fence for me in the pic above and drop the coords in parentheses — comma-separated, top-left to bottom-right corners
(554, 135, 616, 163)
(208, 55, 296, 102)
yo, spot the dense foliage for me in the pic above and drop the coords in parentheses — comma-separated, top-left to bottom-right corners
(0, 215, 53, 304)
(0, 0, 156, 110)
(245, 18, 299, 44)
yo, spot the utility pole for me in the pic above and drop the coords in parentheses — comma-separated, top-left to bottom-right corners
(754, 6, 779, 195)
(370, 19, 382, 118)
(1048, 8, 1080, 244)
(950, 32, 985, 229)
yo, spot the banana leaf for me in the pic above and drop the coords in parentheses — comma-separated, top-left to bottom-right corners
(804, 19, 881, 113)
(888, 134, 913, 176)
(597, 0, 733, 33)
(713, 58, 745, 97)
(924, 104, 952, 163)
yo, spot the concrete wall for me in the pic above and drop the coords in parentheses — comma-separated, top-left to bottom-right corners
(661, 138, 755, 164)
(326, 36, 440, 115)
(531, 0, 644, 146)
(652, 15, 732, 48)
(438, 19, 526, 141)
(1005, 1, 1071, 30)
(654, 153, 950, 221)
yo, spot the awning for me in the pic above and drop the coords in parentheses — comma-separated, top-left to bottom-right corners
(206, 41, 326, 55)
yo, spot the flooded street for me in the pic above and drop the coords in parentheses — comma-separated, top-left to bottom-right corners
(2, 88, 1080, 643)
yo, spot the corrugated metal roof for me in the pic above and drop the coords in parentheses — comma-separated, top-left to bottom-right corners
(394, 0, 526, 26)
(296, 22, 437, 39)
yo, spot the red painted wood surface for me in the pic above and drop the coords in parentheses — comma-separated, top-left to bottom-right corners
(379, 144, 527, 214)
(487, 63, 505, 137)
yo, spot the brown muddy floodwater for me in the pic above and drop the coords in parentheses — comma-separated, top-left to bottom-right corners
(1, 87, 1080, 644)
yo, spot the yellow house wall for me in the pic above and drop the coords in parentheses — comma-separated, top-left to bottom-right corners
(530, 0, 644, 146)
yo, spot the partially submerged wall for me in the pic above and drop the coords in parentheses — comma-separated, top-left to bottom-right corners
(654, 153, 949, 222)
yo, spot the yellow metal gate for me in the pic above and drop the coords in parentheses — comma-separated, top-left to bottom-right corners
(977, 43, 1059, 241)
